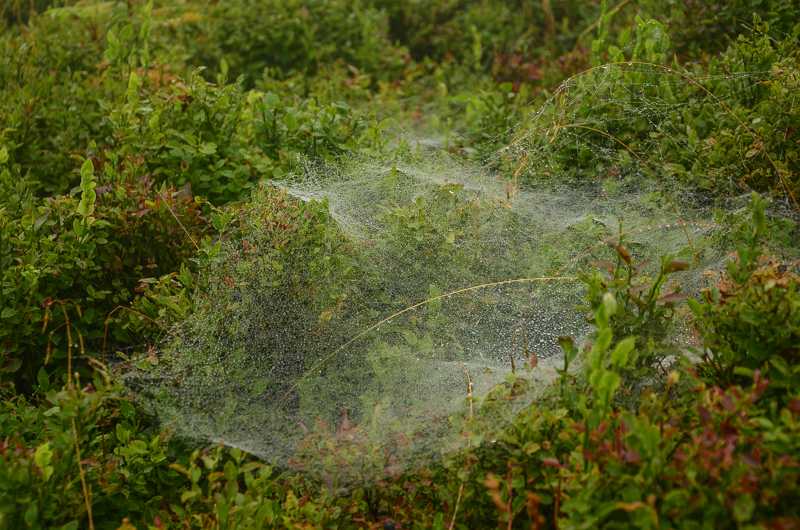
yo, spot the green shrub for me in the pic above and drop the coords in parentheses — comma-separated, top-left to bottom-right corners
(689, 192, 800, 400)
(168, 0, 406, 90)
(0, 147, 206, 393)
(0, 371, 182, 529)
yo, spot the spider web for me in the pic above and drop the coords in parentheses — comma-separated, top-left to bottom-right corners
(132, 63, 798, 492)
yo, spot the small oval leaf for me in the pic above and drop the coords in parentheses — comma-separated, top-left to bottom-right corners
(656, 292, 687, 304)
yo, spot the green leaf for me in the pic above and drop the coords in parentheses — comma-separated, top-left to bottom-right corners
(1, 307, 17, 318)
(43, 406, 61, 417)
(24, 505, 38, 525)
(403, 330, 418, 346)
(120, 399, 136, 419)
(251, 378, 269, 396)
(181, 490, 198, 502)
(733, 494, 755, 523)
(3, 358, 22, 373)
(686, 297, 706, 315)
(726, 259, 741, 282)
(37, 367, 49, 391)
(611, 337, 636, 369)
(284, 111, 298, 131)
(34, 213, 50, 231)
(116, 424, 130, 444)
(34, 443, 53, 467)
(439, 182, 464, 194)
(594, 328, 613, 355)
(0, 147, 7, 164)
(130, 440, 149, 454)
(80, 158, 93, 181)
(558, 336, 574, 353)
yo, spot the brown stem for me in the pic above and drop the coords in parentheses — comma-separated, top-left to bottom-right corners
(72, 418, 95, 530)
(102, 306, 178, 364)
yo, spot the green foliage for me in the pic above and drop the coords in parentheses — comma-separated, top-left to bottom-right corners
(0, 151, 206, 393)
(0, 372, 179, 528)
(644, 0, 800, 59)
(1, 2, 800, 529)
(689, 192, 800, 399)
(577, 232, 691, 378)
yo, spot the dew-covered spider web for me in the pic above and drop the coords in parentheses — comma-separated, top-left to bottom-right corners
(132, 62, 799, 492)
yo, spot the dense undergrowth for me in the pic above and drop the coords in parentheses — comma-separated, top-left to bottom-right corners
(1, 1, 800, 529)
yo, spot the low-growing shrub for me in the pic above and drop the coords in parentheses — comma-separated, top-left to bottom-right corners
(0, 147, 206, 393)
(689, 192, 800, 401)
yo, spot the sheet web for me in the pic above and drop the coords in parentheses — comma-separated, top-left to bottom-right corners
(134, 63, 798, 491)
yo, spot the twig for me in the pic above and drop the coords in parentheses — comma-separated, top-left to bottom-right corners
(72, 418, 95, 530)
(449, 482, 464, 530)
(102, 306, 178, 364)
(275, 276, 578, 409)
(156, 189, 200, 251)
(563, 0, 633, 71)
(456, 361, 474, 420)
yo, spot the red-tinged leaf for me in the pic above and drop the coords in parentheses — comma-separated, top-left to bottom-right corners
(588, 259, 615, 272)
(635, 259, 652, 274)
(558, 336, 574, 351)
(597, 422, 609, 437)
(696, 405, 713, 426)
(776, 454, 800, 468)
(720, 421, 739, 444)
(80, 458, 100, 466)
(169, 463, 188, 475)
(3, 358, 22, 373)
(137, 208, 151, 217)
(541, 458, 563, 469)
(569, 424, 586, 433)
(620, 449, 640, 463)
(722, 395, 735, 413)
(789, 397, 800, 414)
(657, 292, 687, 304)
(753, 369, 770, 395)
(239, 462, 263, 473)
(396, 433, 411, 448)
(664, 261, 691, 274)
(628, 282, 652, 295)
(740, 453, 761, 469)
(614, 245, 632, 265)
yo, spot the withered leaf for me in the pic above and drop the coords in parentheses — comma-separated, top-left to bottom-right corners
(588, 259, 615, 272)
(657, 292, 687, 304)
